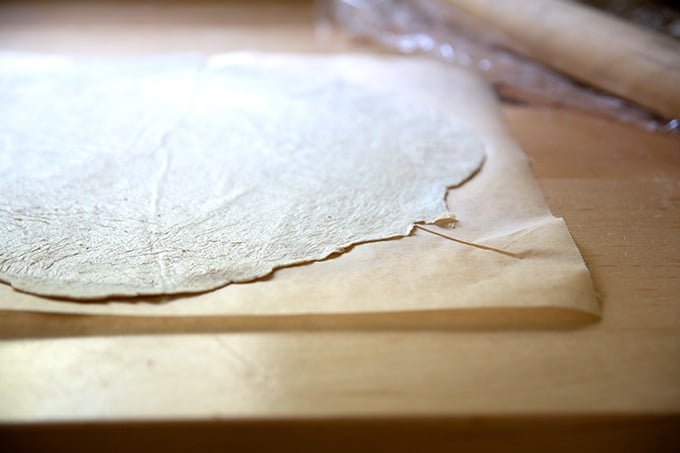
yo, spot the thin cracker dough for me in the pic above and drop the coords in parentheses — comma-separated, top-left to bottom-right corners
(0, 54, 485, 299)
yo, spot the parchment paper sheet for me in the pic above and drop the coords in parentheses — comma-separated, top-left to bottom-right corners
(0, 53, 599, 317)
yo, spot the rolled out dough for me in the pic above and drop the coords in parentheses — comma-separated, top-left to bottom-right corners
(0, 54, 485, 299)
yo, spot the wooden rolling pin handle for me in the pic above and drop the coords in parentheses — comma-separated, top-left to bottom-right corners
(445, 0, 680, 119)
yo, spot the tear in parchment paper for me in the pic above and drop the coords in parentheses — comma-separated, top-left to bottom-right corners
(0, 53, 600, 317)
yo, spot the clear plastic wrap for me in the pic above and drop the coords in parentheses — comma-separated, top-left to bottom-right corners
(320, 0, 678, 133)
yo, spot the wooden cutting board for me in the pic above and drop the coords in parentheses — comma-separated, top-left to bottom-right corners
(1, 1, 678, 450)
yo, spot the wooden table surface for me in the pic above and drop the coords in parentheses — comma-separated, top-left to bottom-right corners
(1, 1, 679, 451)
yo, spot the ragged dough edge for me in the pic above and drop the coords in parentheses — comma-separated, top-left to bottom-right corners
(0, 159, 484, 301)
(0, 213, 459, 300)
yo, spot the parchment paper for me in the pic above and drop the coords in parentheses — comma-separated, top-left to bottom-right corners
(0, 53, 600, 317)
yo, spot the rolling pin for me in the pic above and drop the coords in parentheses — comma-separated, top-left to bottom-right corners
(445, 0, 680, 119)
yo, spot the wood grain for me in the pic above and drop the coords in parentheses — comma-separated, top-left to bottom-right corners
(0, 0, 679, 449)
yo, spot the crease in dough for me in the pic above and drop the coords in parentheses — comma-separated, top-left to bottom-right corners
(0, 55, 485, 299)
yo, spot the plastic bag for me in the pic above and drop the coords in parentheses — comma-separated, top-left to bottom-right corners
(320, 0, 678, 133)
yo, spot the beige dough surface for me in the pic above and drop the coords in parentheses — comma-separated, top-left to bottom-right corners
(0, 53, 599, 317)
(0, 53, 484, 298)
